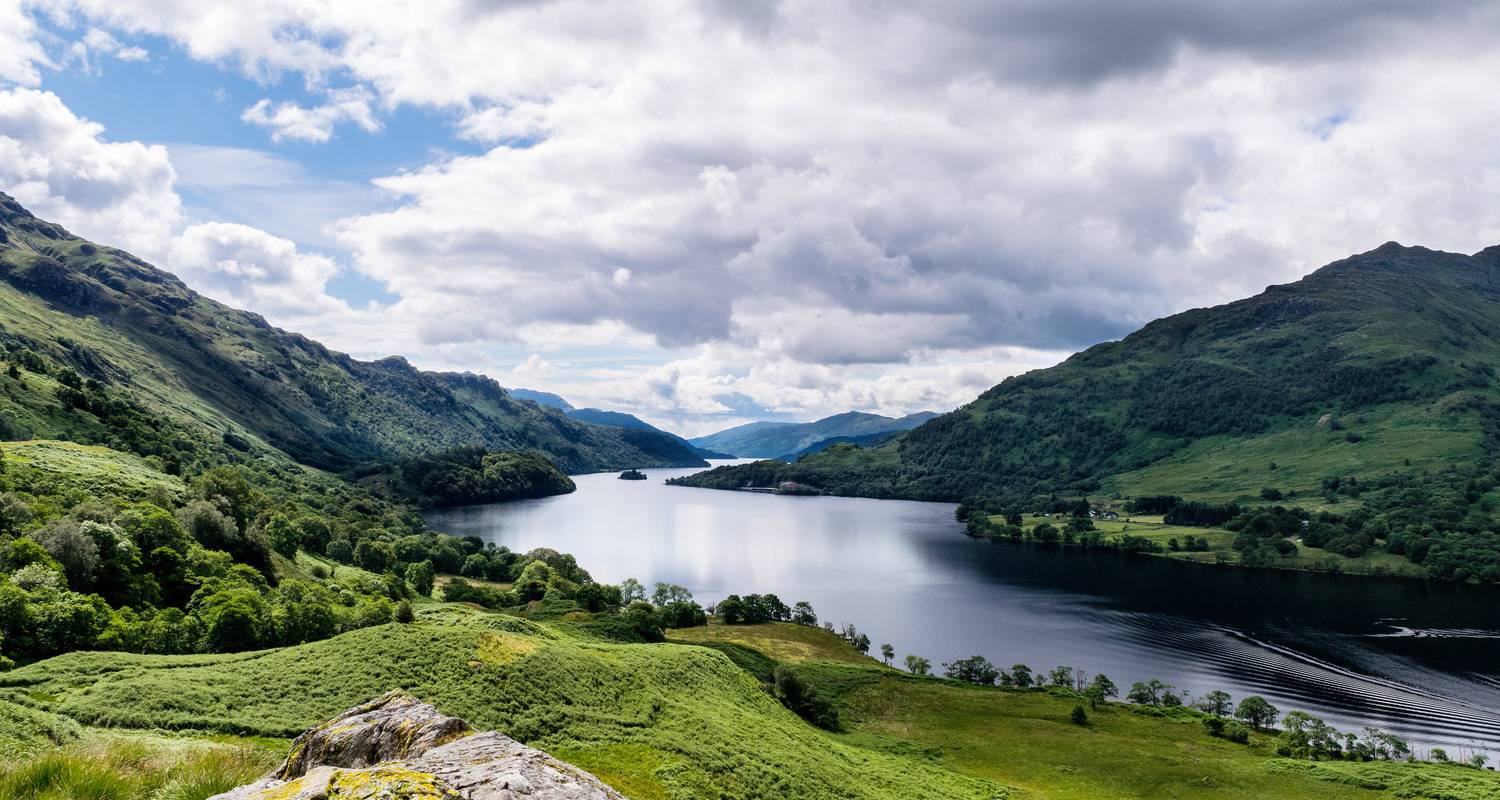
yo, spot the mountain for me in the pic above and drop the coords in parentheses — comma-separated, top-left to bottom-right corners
(564, 407, 733, 459)
(675, 242, 1500, 506)
(0, 193, 706, 473)
(690, 411, 941, 457)
(506, 387, 574, 410)
(774, 429, 906, 461)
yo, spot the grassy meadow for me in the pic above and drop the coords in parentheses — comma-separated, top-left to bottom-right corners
(1102, 404, 1483, 505)
(2, 608, 1496, 799)
(991, 510, 1430, 579)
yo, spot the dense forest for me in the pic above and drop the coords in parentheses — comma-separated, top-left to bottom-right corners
(365, 446, 577, 507)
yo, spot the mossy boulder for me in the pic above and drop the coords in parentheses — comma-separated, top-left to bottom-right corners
(211, 690, 623, 799)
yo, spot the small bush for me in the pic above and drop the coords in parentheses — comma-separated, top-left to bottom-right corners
(773, 666, 840, 731)
(1070, 705, 1088, 726)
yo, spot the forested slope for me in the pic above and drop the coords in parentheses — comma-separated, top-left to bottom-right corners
(0, 193, 704, 474)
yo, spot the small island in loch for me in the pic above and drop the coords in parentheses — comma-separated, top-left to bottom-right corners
(618, 468, 648, 480)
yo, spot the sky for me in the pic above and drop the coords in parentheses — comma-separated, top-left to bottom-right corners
(2, 1, 1500, 437)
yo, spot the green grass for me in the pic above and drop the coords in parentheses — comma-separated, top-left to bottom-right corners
(812, 665, 1495, 800)
(1, 618, 1001, 800)
(1000, 514, 1429, 579)
(1104, 404, 1482, 504)
(1, 439, 184, 502)
(6, 612, 1498, 799)
(668, 620, 884, 666)
(1268, 759, 1500, 800)
(0, 735, 277, 800)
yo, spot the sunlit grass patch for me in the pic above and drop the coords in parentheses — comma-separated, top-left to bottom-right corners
(668, 621, 883, 665)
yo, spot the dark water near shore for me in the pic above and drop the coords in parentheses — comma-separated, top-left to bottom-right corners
(425, 463, 1500, 755)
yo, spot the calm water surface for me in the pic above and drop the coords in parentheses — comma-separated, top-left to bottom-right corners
(425, 463, 1500, 754)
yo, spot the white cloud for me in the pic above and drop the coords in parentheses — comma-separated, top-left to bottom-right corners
(64, 27, 148, 74)
(0, 1, 51, 86)
(11, 1, 1500, 428)
(241, 88, 380, 143)
(166, 222, 348, 319)
(511, 353, 556, 378)
(0, 87, 180, 260)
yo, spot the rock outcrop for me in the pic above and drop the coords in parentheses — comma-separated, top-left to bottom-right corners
(210, 690, 625, 800)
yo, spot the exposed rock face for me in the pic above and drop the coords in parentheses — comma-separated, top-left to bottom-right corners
(210, 690, 625, 800)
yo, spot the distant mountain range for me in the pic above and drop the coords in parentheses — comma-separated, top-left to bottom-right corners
(0, 193, 706, 474)
(562, 407, 733, 459)
(506, 388, 574, 411)
(689, 411, 941, 458)
(499, 388, 735, 459)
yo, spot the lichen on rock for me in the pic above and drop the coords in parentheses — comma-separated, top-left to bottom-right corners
(209, 690, 625, 800)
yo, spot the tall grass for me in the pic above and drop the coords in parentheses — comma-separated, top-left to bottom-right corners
(0, 740, 273, 800)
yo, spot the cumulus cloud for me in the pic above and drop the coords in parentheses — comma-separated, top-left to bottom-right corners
(0, 1, 52, 85)
(12, 1, 1500, 427)
(65, 27, 148, 75)
(166, 222, 348, 318)
(0, 87, 180, 260)
(241, 88, 380, 143)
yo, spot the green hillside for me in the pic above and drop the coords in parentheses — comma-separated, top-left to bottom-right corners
(681, 243, 1500, 501)
(673, 243, 1500, 581)
(0, 193, 704, 474)
(8, 609, 1488, 792)
(6, 608, 1491, 800)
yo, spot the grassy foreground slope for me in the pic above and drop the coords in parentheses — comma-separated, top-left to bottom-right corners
(0, 193, 704, 473)
(5, 610, 1496, 800)
(675, 243, 1500, 503)
(1, 612, 999, 800)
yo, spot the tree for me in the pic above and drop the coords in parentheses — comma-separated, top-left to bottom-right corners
(1197, 689, 1232, 717)
(717, 594, 747, 624)
(620, 578, 646, 603)
(1047, 665, 1074, 688)
(197, 588, 270, 652)
(943, 655, 1000, 685)
(622, 600, 664, 642)
(575, 582, 621, 612)
(1234, 695, 1279, 731)
(651, 582, 692, 606)
(880, 643, 894, 665)
(395, 600, 415, 623)
(512, 560, 553, 601)
(904, 654, 931, 675)
(1010, 664, 1033, 688)
(264, 513, 302, 559)
(461, 553, 489, 578)
(1070, 705, 1088, 725)
(1084, 674, 1118, 709)
(1127, 678, 1171, 706)
(773, 666, 839, 730)
(31, 520, 100, 589)
(852, 632, 871, 654)
(1279, 711, 1343, 760)
(791, 601, 817, 626)
(296, 516, 333, 555)
(355, 540, 393, 573)
(116, 504, 190, 555)
(405, 560, 436, 597)
(190, 466, 263, 532)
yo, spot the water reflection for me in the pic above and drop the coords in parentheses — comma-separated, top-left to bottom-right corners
(426, 464, 1500, 753)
